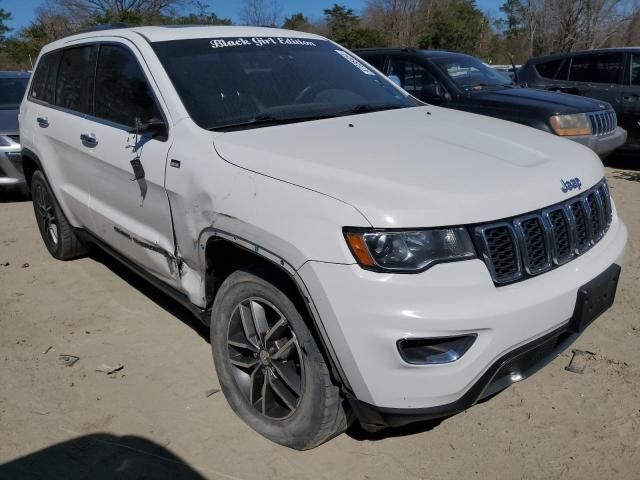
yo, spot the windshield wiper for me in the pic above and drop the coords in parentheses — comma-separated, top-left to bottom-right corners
(208, 114, 298, 131)
(341, 104, 405, 115)
(208, 105, 406, 131)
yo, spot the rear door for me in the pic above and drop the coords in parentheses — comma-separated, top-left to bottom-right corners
(86, 41, 177, 284)
(620, 52, 640, 145)
(565, 52, 625, 110)
(28, 45, 97, 228)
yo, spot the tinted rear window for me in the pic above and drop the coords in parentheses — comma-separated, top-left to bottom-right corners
(534, 59, 562, 79)
(55, 46, 97, 114)
(30, 51, 60, 104)
(569, 53, 625, 84)
(94, 45, 161, 127)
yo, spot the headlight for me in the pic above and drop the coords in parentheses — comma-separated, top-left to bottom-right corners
(344, 227, 476, 272)
(550, 113, 592, 136)
(0, 136, 11, 147)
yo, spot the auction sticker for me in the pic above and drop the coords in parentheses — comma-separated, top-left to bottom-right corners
(209, 37, 317, 49)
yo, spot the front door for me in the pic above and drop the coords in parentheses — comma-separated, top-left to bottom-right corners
(85, 41, 177, 284)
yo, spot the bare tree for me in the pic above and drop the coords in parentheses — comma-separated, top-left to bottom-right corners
(239, 0, 281, 26)
(54, 0, 185, 24)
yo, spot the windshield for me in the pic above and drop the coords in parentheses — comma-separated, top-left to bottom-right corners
(152, 37, 414, 130)
(0, 77, 29, 109)
(432, 57, 512, 90)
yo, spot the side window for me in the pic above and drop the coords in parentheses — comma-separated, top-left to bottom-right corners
(632, 54, 640, 86)
(95, 44, 162, 127)
(388, 58, 440, 98)
(569, 53, 625, 84)
(534, 59, 562, 79)
(56, 46, 97, 114)
(360, 54, 385, 71)
(29, 51, 61, 104)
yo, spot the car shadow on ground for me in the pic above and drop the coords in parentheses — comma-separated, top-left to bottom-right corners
(347, 417, 446, 441)
(0, 433, 205, 479)
(604, 151, 640, 182)
(0, 188, 30, 203)
(89, 248, 210, 343)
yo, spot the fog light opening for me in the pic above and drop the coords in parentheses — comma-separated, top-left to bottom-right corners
(398, 334, 477, 365)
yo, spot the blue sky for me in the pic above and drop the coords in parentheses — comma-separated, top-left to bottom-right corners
(1, 0, 504, 32)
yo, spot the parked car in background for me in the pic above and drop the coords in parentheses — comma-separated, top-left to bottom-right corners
(519, 48, 640, 151)
(20, 26, 627, 450)
(354, 48, 627, 157)
(0, 71, 30, 192)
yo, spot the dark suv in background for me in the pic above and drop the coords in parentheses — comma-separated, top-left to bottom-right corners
(519, 48, 639, 150)
(354, 48, 627, 157)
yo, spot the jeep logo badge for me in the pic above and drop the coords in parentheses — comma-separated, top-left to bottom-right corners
(561, 177, 582, 193)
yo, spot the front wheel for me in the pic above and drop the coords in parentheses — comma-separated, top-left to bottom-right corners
(211, 268, 348, 450)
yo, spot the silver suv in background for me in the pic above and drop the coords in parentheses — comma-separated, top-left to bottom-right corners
(0, 71, 30, 192)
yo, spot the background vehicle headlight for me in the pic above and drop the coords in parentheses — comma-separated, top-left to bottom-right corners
(344, 227, 476, 272)
(550, 113, 592, 136)
(0, 135, 11, 147)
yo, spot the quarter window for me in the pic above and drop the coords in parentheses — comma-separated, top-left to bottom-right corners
(534, 59, 562, 79)
(94, 45, 161, 127)
(55, 46, 97, 114)
(569, 53, 625, 84)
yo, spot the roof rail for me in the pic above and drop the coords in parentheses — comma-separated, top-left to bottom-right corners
(69, 23, 131, 36)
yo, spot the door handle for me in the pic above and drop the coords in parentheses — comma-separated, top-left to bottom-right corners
(36, 117, 49, 128)
(623, 95, 639, 102)
(80, 133, 98, 147)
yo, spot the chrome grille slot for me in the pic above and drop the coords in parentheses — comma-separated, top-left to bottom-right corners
(587, 110, 617, 136)
(516, 215, 552, 274)
(475, 179, 612, 285)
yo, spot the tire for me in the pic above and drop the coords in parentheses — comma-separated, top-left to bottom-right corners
(211, 267, 348, 450)
(31, 170, 88, 260)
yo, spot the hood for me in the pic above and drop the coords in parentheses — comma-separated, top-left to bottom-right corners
(470, 87, 611, 115)
(214, 106, 605, 228)
(0, 109, 19, 136)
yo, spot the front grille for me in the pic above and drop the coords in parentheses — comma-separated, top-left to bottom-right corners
(475, 179, 612, 285)
(587, 110, 617, 136)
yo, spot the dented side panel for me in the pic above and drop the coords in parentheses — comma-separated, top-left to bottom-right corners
(164, 118, 370, 307)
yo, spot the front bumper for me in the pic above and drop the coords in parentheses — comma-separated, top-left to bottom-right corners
(298, 216, 627, 414)
(0, 141, 25, 188)
(567, 126, 627, 157)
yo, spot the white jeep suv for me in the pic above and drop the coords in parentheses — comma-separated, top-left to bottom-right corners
(20, 26, 627, 450)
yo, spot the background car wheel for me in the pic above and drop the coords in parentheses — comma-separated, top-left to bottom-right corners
(31, 170, 88, 260)
(211, 267, 348, 450)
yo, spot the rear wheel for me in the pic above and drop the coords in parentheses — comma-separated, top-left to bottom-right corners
(31, 170, 88, 260)
(211, 268, 348, 450)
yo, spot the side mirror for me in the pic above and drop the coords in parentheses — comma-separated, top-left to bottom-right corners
(420, 84, 450, 104)
(131, 117, 167, 139)
(388, 74, 402, 86)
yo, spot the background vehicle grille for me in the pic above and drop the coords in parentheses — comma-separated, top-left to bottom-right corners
(587, 110, 617, 136)
(475, 180, 612, 285)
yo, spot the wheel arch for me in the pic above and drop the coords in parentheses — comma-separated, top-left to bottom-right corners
(202, 233, 353, 395)
(21, 148, 45, 187)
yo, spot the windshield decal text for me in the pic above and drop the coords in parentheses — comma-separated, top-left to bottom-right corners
(209, 37, 317, 49)
(334, 50, 375, 75)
